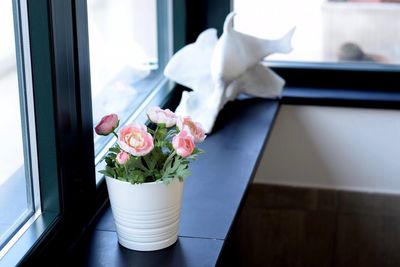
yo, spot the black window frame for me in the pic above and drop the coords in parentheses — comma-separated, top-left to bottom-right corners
(8, 0, 97, 265)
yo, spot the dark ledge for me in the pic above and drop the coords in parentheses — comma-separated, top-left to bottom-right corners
(283, 87, 400, 109)
(70, 98, 279, 267)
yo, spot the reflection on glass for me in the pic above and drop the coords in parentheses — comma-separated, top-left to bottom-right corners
(234, 0, 400, 65)
(88, 0, 160, 156)
(0, 0, 34, 250)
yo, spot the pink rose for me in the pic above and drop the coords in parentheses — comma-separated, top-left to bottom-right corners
(147, 106, 177, 127)
(172, 130, 195, 158)
(95, 114, 119, 136)
(118, 124, 154, 156)
(177, 116, 206, 143)
(116, 151, 130, 164)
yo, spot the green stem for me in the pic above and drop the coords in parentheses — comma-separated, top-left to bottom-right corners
(137, 156, 150, 172)
(162, 150, 176, 172)
(154, 124, 160, 145)
(112, 131, 118, 138)
(124, 164, 128, 176)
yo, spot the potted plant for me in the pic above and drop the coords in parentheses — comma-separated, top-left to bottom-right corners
(94, 107, 206, 251)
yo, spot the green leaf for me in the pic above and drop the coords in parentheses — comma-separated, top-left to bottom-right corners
(176, 164, 191, 179)
(163, 177, 173, 185)
(98, 169, 113, 177)
(143, 154, 157, 171)
(156, 126, 167, 141)
(126, 169, 147, 184)
(166, 143, 173, 151)
(160, 153, 192, 182)
(109, 147, 120, 153)
(105, 165, 117, 178)
(105, 156, 114, 166)
(192, 147, 205, 155)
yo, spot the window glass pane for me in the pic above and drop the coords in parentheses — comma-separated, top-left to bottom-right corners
(233, 0, 400, 66)
(88, 0, 162, 156)
(0, 0, 36, 251)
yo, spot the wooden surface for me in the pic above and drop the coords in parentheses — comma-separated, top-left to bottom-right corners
(223, 183, 400, 267)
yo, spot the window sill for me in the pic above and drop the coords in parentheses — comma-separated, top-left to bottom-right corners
(0, 211, 58, 266)
(0, 167, 58, 266)
(70, 97, 280, 266)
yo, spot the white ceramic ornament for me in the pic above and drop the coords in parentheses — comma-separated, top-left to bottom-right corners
(164, 12, 295, 133)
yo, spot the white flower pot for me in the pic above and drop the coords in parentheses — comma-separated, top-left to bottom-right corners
(105, 176, 184, 251)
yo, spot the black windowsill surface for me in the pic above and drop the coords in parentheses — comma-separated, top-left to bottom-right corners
(70, 97, 279, 267)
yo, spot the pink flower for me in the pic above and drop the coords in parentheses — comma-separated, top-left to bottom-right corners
(172, 130, 195, 158)
(116, 151, 130, 165)
(95, 114, 119, 136)
(147, 106, 177, 127)
(177, 116, 206, 143)
(118, 124, 154, 156)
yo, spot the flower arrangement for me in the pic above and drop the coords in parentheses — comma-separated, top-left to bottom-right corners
(95, 107, 206, 184)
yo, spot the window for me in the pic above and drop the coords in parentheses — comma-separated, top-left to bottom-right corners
(88, 0, 158, 128)
(233, 0, 400, 68)
(0, 0, 177, 264)
(88, 0, 173, 182)
(0, 0, 40, 257)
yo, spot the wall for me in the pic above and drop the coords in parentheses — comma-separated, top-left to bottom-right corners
(254, 105, 400, 193)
